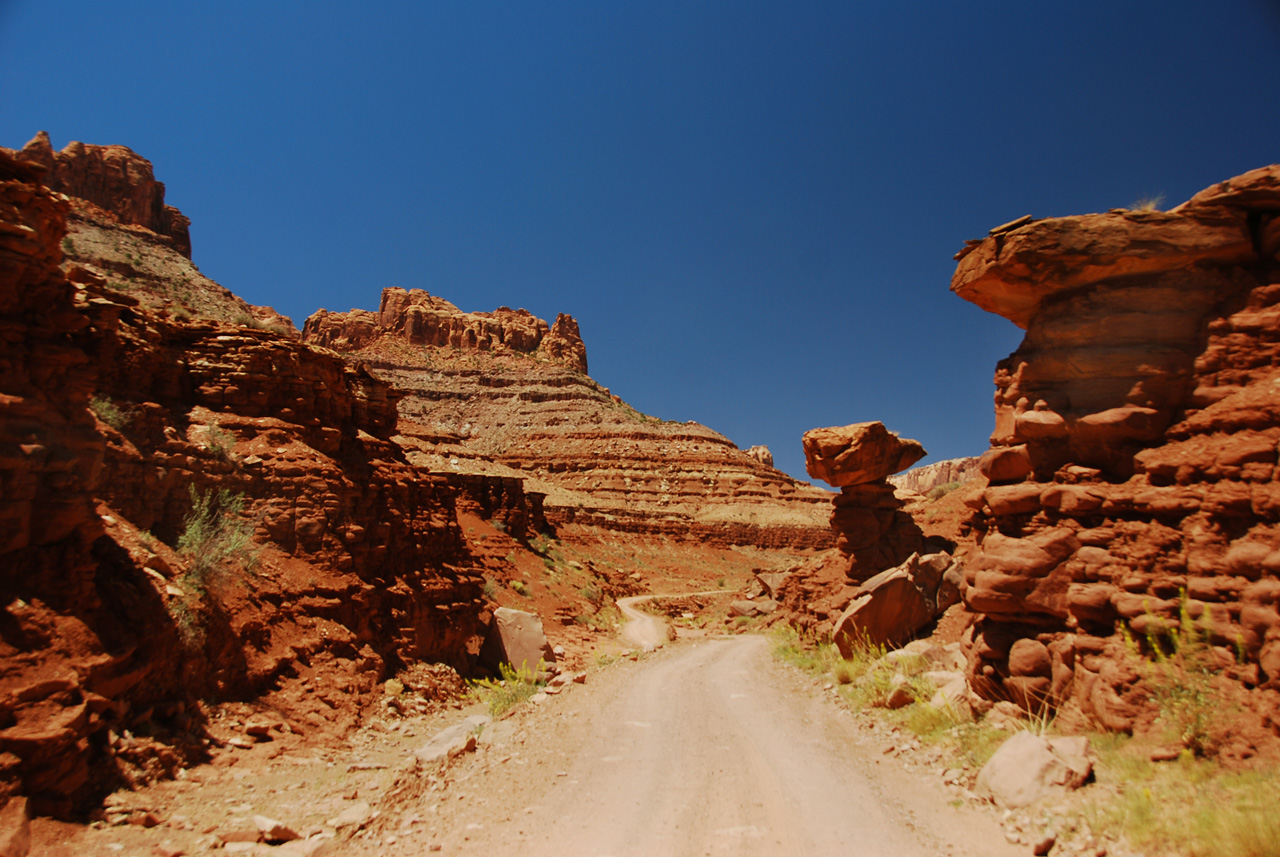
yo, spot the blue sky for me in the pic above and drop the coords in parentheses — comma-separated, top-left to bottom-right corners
(3, 2, 1279, 482)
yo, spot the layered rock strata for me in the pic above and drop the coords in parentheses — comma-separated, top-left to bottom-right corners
(14, 131, 191, 257)
(304, 290, 835, 550)
(0, 143, 549, 816)
(305, 288, 586, 373)
(953, 166, 1280, 743)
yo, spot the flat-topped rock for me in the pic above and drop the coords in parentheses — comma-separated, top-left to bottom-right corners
(802, 422, 926, 488)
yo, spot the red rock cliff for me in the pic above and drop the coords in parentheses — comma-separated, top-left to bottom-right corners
(305, 287, 588, 373)
(304, 288, 835, 551)
(0, 145, 550, 818)
(953, 166, 1280, 747)
(12, 131, 191, 258)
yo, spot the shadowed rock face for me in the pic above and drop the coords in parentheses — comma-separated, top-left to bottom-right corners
(954, 165, 1280, 741)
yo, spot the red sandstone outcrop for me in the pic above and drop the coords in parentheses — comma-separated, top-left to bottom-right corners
(11, 132, 191, 257)
(803, 422, 926, 488)
(953, 165, 1280, 748)
(766, 424, 949, 642)
(2, 133, 292, 333)
(304, 289, 834, 551)
(803, 422, 927, 580)
(304, 288, 588, 373)
(0, 148, 117, 816)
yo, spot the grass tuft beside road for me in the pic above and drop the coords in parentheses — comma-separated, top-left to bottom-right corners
(771, 626, 1280, 857)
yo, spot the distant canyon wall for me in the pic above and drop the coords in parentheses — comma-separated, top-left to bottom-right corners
(305, 288, 588, 374)
(888, 456, 981, 494)
(303, 288, 836, 551)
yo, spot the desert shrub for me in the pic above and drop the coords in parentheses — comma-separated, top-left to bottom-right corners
(90, 395, 130, 431)
(509, 579, 530, 597)
(1132, 594, 1227, 756)
(579, 582, 604, 607)
(481, 577, 498, 599)
(176, 486, 257, 591)
(926, 480, 962, 501)
(1129, 193, 1166, 212)
(203, 425, 236, 461)
(469, 661, 546, 717)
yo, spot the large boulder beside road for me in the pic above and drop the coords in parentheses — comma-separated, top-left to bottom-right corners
(975, 731, 1093, 808)
(832, 552, 963, 654)
(479, 607, 556, 674)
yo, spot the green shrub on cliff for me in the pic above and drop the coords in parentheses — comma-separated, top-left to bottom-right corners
(176, 486, 257, 590)
(90, 395, 130, 431)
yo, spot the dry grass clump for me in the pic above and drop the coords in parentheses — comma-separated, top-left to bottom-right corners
(469, 662, 547, 718)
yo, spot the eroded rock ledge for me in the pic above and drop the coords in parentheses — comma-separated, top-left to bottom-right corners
(13, 131, 192, 258)
(954, 165, 1280, 747)
(305, 288, 588, 374)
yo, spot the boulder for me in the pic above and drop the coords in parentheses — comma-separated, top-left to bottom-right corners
(0, 797, 30, 857)
(730, 599, 780, 618)
(479, 607, 556, 674)
(832, 552, 957, 653)
(324, 801, 372, 831)
(802, 422, 927, 488)
(414, 715, 490, 766)
(975, 731, 1092, 808)
(754, 570, 791, 600)
(253, 815, 300, 843)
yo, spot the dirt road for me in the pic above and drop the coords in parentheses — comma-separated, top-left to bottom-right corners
(617, 595, 670, 651)
(413, 635, 1023, 857)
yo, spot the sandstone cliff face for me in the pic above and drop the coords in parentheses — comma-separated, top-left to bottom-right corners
(305, 288, 587, 373)
(3, 133, 295, 334)
(0, 144, 551, 817)
(953, 166, 1280, 745)
(304, 289, 834, 550)
(0, 148, 124, 816)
